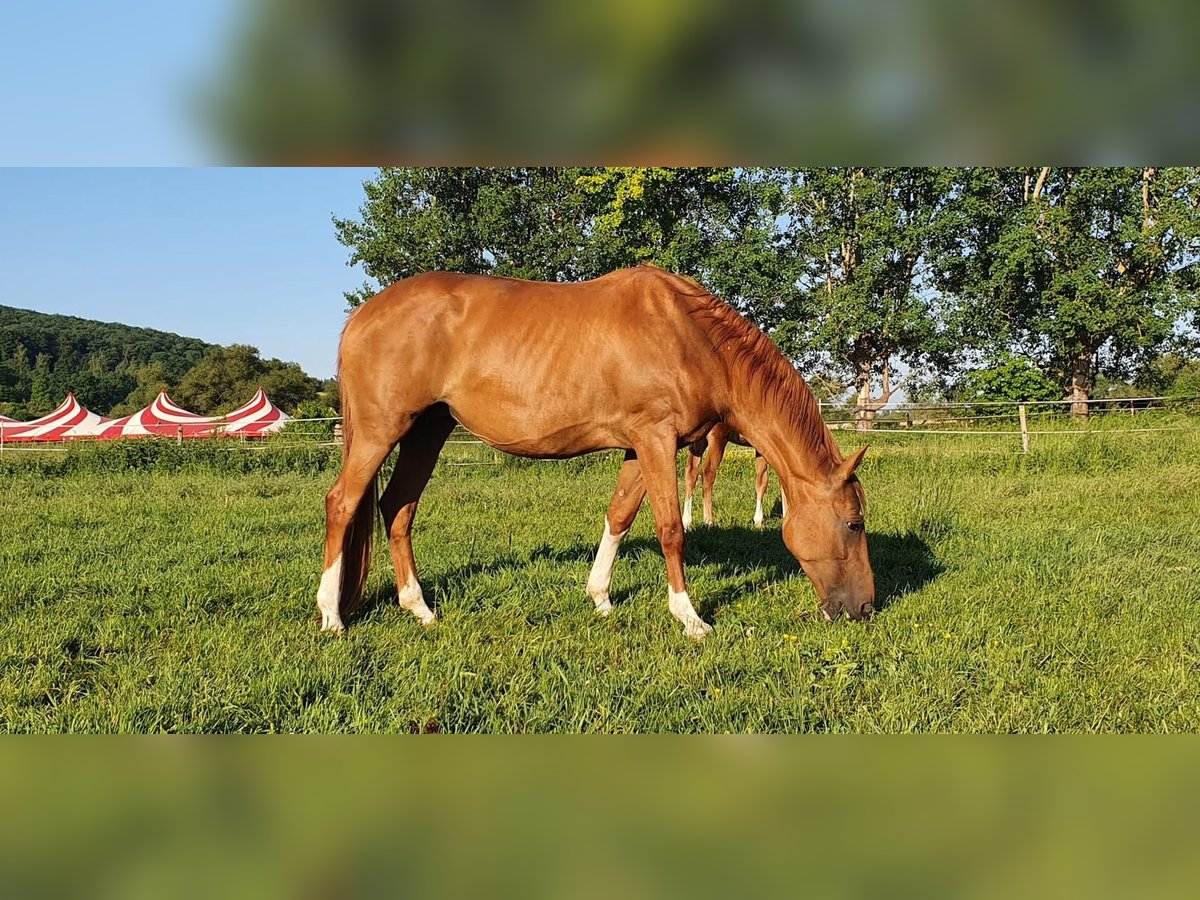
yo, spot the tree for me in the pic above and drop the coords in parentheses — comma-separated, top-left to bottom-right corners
(940, 167, 1200, 419)
(0, 304, 215, 414)
(28, 352, 56, 414)
(174, 345, 319, 415)
(572, 167, 791, 320)
(778, 167, 956, 429)
(959, 355, 1061, 404)
(333, 167, 793, 319)
(109, 361, 174, 416)
(333, 168, 591, 306)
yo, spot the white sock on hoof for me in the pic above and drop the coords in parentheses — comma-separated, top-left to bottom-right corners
(587, 518, 626, 615)
(317, 553, 344, 632)
(669, 587, 713, 640)
(398, 572, 437, 626)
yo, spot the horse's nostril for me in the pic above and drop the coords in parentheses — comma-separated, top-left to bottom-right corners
(859, 602, 875, 619)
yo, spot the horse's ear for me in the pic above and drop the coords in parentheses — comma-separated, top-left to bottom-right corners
(836, 445, 868, 483)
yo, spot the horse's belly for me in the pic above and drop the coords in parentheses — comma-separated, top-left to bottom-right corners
(448, 399, 616, 458)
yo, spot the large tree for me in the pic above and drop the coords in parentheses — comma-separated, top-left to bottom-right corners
(333, 168, 591, 306)
(778, 167, 956, 429)
(940, 167, 1200, 418)
(333, 167, 793, 317)
(175, 345, 319, 415)
(571, 167, 792, 321)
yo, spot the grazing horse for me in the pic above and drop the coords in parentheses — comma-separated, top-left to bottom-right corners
(318, 265, 874, 640)
(682, 423, 788, 529)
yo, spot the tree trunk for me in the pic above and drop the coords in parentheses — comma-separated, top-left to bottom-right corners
(1031, 166, 1050, 201)
(1069, 354, 1092, 422)
(854, 358, 893, 431)
(855, 374, 875, 431)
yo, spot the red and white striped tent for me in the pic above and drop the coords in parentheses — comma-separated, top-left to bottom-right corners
(0, 393, 110, 442)
(94, 390, 222, 439)
(220, 387, 290, 436)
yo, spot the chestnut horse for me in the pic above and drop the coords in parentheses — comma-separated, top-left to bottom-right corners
(682, 423, 787, 529)
(318, 265, 873, 639)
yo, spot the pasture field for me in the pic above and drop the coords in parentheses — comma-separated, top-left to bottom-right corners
(1, 423, 1199, 732)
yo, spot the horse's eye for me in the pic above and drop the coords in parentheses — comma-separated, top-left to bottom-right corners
(847, 520, 865, 533)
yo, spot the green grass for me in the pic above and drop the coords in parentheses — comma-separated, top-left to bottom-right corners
(2, 426, 1199, 732)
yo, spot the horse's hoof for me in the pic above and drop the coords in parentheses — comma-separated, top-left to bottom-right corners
(684, 619, 714, 641)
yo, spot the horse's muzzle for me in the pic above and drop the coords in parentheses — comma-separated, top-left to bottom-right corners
(821, 596, 875, 622)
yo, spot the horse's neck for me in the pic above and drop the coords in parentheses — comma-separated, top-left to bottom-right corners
(724, 379, 834, 490)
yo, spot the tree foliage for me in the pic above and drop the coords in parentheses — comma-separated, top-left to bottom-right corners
(939, 167, 1200, 415)
(779, 168, 957, 420)
(333, 168, 592, 305)
(175, 345, 319, 416)
(959, 355, 1061, 404)
(0, 306, 321, 418)
(333, 167, 792, 318)
(334, 166, 1200, 422)
(0, 305, 212, 417)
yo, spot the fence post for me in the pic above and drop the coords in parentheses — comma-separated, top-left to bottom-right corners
(177, 426, 183, 447)
(1019, 404, 1029, 454)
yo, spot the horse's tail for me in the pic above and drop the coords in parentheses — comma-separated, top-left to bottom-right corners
(335, 348, 378, 621)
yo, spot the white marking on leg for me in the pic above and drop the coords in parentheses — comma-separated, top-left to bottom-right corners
(753, 496, 764, 527)
(317, 553, 344, 632)
(682, 494, 693, 530)
(398, 572, 437, 626)
(586, 518, 626, 616)
(669, 587, 713, 640)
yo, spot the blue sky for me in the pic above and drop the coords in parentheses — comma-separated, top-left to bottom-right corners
(0, 168, 378, 379)
(0, 1, 236, 165)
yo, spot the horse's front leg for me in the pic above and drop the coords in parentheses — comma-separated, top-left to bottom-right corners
(379, 411, 455, 625)
(636, 435, 713, 641)
(587, 452, 646, 616)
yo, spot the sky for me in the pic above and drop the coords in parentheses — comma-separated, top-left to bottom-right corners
(0, 168, 377, 379)
(0, 1, 236, 165)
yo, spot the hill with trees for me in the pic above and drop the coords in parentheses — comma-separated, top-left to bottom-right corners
(0, 305, 326, 419)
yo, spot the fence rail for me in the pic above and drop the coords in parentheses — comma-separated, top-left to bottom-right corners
(3, 395, 1198, 459)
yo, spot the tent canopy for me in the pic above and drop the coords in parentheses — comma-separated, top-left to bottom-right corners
(95, 391, 222, 439)
(3, 389, 295, 441)
(0, 393, 109, 442)
(221, 387, 290, 436)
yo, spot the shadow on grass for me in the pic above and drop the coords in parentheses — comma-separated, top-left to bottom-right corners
(351, 523, 943, 624)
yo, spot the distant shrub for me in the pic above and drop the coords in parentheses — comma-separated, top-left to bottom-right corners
(960, 355, 1061, 404)
(278, 401, 339, 441)
(0, 438, 340, 478)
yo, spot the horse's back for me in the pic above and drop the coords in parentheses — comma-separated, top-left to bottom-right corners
(339, 268, 726, 454)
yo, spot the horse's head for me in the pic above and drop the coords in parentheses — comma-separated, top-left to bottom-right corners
(782, 445, 875, 621)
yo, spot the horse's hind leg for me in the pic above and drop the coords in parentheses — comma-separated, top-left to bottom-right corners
(586, 452, 646, 616)
(318, 428, 401, 632)
(681, 440, 704, 530)
(378, 407, 456, 626)
(753, 451, 769, 527)
(700, 429, 727, 527)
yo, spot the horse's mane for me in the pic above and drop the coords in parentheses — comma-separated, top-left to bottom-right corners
(646, 266, 844, 473)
